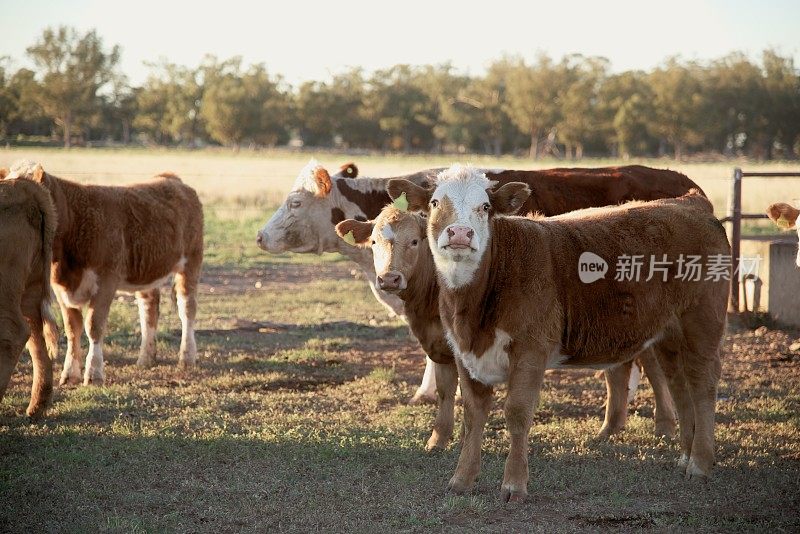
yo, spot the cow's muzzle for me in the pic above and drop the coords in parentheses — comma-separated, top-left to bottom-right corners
(445, 225, 475, 250)
(377, 271, 407, 292)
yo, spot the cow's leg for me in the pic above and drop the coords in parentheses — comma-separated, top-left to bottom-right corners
(448, 360, 493, 494)
(58, 301, 84, 386)
(83, 284, 116, 386)
(409, 357, 438, 405)
(23, 313, 53, 418)
(174, 255, 200, 368)
(639, 348, 677, 438)
(0, 315, 30, 406)
(135, 288, 160, 368)
(425, 360, 458, 451)
(597, 360, 634, 439)
(501, 356, 546, 503)
(679, 311, 723, 480)
(653, 344, 695, 472)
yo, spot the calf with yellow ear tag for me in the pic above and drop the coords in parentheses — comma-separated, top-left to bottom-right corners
(767, 202, 800, 266)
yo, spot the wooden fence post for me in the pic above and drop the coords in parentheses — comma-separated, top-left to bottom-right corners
(729, 168, 742, 312)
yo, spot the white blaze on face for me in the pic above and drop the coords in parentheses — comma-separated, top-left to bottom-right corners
(428, 165, 494, 289)
(372, 223, 395, 275)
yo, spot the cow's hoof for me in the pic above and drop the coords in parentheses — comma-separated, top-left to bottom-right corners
(654, 419, 677, 439)
(25, 403, 47, 419)
(594, 425, 622, 441)
(501, 485, 528, 504)
(676, 453, 690, 472)
(59, 374, 81, 386)
(136, 356, 155, 368)
(83, 375, 104, 386)
(425, 435, 449, 452)
(408, 393, 437, 406)
(178, 359, 196, 370)
(685, 458, 710, 482)
(447, 476, 474, 495)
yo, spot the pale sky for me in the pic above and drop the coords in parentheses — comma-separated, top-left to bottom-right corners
(1, 0, 798, 87)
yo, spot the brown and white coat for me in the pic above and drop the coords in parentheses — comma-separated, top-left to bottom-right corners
(390, 165, 729, 502)
(4, 161, 204, 386)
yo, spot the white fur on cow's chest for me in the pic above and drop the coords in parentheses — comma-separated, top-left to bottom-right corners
(445, 328, 512, 385)
(54, 269, 99, 308)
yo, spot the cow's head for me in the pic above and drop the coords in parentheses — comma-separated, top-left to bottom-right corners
(335, 206, 427, 292)
(256, 160, 358, 254)
(767, 202, 800, 267)
(2, 160, 49, 185)
(387, 165, 529, 288)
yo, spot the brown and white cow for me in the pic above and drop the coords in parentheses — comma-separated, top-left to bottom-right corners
(0, 174, 59, 417)
(256, 159, 441, 403)
(4, 160, 204, 386)
(767, 202, 800, 266)
(336, 206, 676, 450)
(260, 161, 702, 404)
(389, 165, 729, 502)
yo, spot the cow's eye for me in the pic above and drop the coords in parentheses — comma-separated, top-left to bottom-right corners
(411, 239, 418, 246)
(430, 199, 439, 208)
(371, 240, 376, 245)
(289, 199, 301, 209)
(482, 203, 490, 212)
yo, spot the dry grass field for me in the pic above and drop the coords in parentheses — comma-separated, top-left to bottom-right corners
(1, 148, 799, 532)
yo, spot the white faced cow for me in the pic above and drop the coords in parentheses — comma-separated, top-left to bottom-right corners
(389, 165, 729, 502)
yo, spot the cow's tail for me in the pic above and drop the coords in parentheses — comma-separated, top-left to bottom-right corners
(37, 188, 59, 360)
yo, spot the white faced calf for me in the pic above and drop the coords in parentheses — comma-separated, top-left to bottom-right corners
(390, 165, 729, 502)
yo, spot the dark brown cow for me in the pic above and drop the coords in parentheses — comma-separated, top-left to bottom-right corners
(4, 160, 204, 386)
(0, 174, 58, 417)
(390, 165, 729, 502)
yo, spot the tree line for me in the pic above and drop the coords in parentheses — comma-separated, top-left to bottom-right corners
(1, 26, 799, 159)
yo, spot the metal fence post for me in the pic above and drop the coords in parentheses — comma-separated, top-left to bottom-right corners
(729, 168, 742, 312)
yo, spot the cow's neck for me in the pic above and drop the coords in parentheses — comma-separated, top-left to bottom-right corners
(399, 242, 440, 324)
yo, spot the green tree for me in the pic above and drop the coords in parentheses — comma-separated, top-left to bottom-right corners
(503, 55, 564, 159)
(135, 62, 203, 145)
(648, 59, 706, 159)
(598, 71, 657, 157)
(557, 55, 609, 159)
(25, 26, 120, 147)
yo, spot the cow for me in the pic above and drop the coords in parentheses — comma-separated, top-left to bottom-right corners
(767, 202, 800, 265)
(4, 160, 204, 386)
(258, 161, 701, 406)
(388, 165, 729, 502)
(256, 159, 441, 403)
(0, 174, 59, 418)
(336, 206, 674, 450)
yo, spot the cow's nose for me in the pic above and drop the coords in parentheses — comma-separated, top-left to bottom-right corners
(377, 271, 404, 291)
(256, 232, 265, 247)
(447, 225, 474, 248)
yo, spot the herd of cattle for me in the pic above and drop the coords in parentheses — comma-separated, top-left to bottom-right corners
(1, 157, 798, 502)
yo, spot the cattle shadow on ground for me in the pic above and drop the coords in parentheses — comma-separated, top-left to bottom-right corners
(1, 432, 797, 532)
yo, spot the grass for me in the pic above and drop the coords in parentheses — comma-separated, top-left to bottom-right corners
(1, 149, 799, 532)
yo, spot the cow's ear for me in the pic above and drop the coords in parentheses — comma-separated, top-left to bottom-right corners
(0, 168, 8, 180)
(387, 179, 433, 213)
(488, 182, 530, 215)
(767, 202, 799, 230)
(313, 167, 332, 197)
(32, 164, 46, 184)
(340, 162, 358, 178)
(335, 219, 374, 247)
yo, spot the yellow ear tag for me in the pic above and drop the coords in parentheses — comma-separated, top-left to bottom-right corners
(393, 191, 409, 212)
(777, 215, 792, 229)
(343, 230, 356, 246)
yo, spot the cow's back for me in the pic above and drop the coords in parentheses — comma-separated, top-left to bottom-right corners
(519, 194, 729, 364)
(487, 166, 702, 216)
